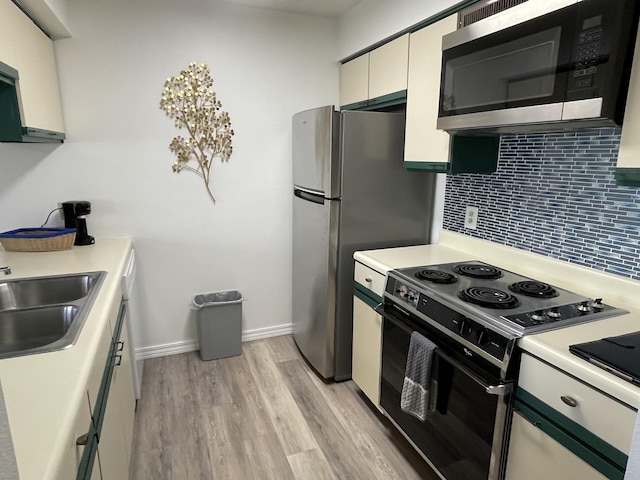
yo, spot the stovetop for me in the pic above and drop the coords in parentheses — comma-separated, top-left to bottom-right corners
(387, 260, 628, 338)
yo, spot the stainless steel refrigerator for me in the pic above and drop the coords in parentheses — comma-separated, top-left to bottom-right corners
(292, 105, 436, 381)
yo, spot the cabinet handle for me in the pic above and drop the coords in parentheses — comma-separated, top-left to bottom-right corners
(113, 354, 122, 367)
(560, 395, 578, 407)
(116, 340, 125, 351)
(365, 277, 372, 283)
(76, 432, 89, 446)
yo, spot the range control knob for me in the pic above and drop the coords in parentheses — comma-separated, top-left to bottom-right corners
(477, 327, 489, 346)
(578, 301, 590, 313)
(459, 320, 473, 337)
(531, 310, 546, 323)
(548, 307, 562, 319)
(592, 298, 604, 311)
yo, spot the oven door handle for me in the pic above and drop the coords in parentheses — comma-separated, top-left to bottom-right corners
(375, 304, 513, 397)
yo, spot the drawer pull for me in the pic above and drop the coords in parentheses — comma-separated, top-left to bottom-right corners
(365, 277, 372, 283)
(561, 395, 578, 407)
(114, 354, 123, 367)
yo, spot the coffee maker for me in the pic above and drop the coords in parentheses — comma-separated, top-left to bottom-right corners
(61, 201, 95, 246)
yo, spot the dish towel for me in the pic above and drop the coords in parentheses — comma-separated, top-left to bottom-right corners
(624, 404, 640, 479)
(401, 331, 437, 421)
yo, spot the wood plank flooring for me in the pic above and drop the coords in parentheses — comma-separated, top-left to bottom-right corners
(130, 335, 440, 480)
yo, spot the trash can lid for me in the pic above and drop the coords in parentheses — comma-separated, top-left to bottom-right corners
(193, 290, 243, 308)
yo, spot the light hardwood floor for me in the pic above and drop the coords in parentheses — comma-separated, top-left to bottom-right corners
(130, 335, 440, 480)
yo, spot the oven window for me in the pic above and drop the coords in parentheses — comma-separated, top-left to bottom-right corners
(380, 318, 499, 480)
(441, 27, 562, 112)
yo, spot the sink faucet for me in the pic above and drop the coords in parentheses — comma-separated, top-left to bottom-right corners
(0, 266, 11, 275)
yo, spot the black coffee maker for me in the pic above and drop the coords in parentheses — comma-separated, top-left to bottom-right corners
(62, 201, 95, 246)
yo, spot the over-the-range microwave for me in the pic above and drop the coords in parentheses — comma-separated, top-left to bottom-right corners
(437, 0, 640, 134)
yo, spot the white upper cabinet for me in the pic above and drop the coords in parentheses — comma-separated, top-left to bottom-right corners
(368, 34, 409, 100)
(616, 25, 640, 187)
(0, 0, 65, 135)
(404, 15, 457, 170)
(340, 54, 369, 107)
(340, 34, 409, 109)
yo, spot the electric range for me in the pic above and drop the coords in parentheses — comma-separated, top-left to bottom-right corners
(383, 260, 628, 374)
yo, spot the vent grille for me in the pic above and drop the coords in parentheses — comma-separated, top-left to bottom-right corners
(461, 0, 530, 27)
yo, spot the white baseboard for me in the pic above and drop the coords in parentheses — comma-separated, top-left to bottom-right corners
(135, 323, 293, 360)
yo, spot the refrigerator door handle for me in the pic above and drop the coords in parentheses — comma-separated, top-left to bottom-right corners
(294, 187, 325, 204)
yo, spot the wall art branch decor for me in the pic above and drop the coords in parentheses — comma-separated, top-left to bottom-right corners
(160, 62, 234, 204)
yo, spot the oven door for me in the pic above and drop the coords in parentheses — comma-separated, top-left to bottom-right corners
(378, 305, 513, 480)
(437, 3, 577, 131)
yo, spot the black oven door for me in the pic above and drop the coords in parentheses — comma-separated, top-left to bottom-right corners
(438, 3, 577, 129)
(378, 305, 513, 480)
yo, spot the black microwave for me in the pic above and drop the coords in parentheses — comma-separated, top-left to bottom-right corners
(437, 0, 640, 134)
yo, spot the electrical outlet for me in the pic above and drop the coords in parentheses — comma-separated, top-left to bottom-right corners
(465, 206, 478, 230)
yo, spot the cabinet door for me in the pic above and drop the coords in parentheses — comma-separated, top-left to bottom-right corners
(404, 15, 457, 169)
(352, 296, 382, 407)
(11, 7, 65, 133)
(99, 302, 135, 480)
(368, 34, 409, 100)
(340, 54, 369, 107)
(0, 0, 19, 68)
(616, 26, 640, 186)
(505, 411, 608, 480)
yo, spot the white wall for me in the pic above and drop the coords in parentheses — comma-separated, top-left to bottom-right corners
(337, 0, 460, 59)
(0, 0, 338, 354)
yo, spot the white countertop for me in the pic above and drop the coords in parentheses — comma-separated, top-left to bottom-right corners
(0, 238, 132, 480)
(354, 231, 640, 411)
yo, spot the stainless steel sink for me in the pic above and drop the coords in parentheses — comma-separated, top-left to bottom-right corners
(0, 272, 106, 359)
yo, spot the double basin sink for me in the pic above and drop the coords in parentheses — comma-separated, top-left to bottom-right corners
(0, 271, 106, 359)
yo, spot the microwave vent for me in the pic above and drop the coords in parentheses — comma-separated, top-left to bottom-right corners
(459, 0, 530, 28)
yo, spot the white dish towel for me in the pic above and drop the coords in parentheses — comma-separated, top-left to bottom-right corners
(625, 405, 640, 479)
(400, 331, 437, 421)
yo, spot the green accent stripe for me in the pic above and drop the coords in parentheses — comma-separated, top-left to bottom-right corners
(615, 168, 640, 187)
(404, 161, 449, 172)
(516, 389, 627, 478)
(341, 100, 369, 111)
(340, 0, 481, 64)
(0, 61, 18, 80)
(341, 90, 407, 112)
(354, 282, 382, 309)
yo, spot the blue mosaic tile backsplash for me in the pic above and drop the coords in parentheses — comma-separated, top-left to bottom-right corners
(443, 127, 640, 280)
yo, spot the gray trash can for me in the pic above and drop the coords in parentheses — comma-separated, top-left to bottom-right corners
(193, 290, 243, 361)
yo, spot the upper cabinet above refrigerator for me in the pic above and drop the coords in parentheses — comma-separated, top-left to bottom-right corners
(339, 35, 409, 111)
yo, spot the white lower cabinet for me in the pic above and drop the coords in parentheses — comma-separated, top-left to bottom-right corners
(352, 296, 382, 407)
(505, 411, 607, 480)
(352, 262, 385, 408)
(75, 298, 136, 480)
(505, 353, 632, 480)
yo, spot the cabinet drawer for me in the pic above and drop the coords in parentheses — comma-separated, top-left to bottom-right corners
(354, 262, 385, 297)
(518, 353, 636, 454)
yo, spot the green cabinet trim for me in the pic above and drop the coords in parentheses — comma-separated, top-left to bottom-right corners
(341, 99, 369, 111)
(404, 161, 449, 172)
(404, 136, 499, 174)
(354, 282, 382, 309)
(340, 1, 481, 64)
(76, 299, 127, 480)
(615, 168, 640, 187)
(515, 389, 627, 479)
(449, 135, 499, 174)
(341, 90, 407, 111)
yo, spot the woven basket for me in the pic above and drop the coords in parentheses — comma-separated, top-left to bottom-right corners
(0, 228, 76, 252)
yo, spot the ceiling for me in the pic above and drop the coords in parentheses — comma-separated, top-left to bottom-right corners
(220, 0, 362, 18)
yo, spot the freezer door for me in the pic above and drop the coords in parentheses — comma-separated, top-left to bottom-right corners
(292, 189, 340, 379)
(292, 106, 341, 198)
